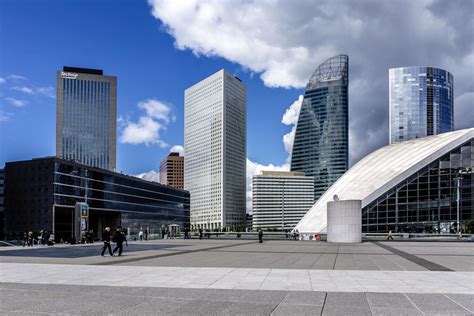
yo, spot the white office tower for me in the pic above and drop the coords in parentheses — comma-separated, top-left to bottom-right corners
(184, 70, 247, 230)
(252, 171, 314, 231)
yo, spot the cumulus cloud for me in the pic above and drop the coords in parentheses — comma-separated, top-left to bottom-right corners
(120, 116, 167, 147)
(138, 99, 175, 123)
(281, 95, 303, 158)
(170, 145, 185, 156)
(135, 170, 161, 183)
(148, 0, 474, 165)
(5, 97, 27, 108)
(11, 85, 55, 98)
(282, 95, 303, 126)
(119, 98, 175, 147)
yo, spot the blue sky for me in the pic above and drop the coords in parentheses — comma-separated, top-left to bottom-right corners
(0, 0, 300, 175)
(1, 0, 473, 211)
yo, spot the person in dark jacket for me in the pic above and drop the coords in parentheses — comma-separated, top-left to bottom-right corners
(199, 228, 203, 240)
(113, 227, 124, 256)
(258, 229, 263, 243)
(101, 227, 114, 256)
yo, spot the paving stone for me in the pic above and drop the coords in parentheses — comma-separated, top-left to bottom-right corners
(280, 291, 326, 306)
(321, 306, 372, 315)
(371, 307, 422, 315)
(406, 293, 472, 314)
(324, 292, 370, 307)
(445, 294, 474, 313)
(271, 304, 322, 315)
(366, 292, 418, 309)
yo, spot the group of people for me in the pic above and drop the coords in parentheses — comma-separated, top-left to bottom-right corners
(81, 229, 95, 244)
(22, 230, 52, 246)
(138, 229, 148, 241)
(101, 227, 127, 257)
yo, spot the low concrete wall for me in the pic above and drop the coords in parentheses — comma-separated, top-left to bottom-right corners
(327, 200, 362, 243)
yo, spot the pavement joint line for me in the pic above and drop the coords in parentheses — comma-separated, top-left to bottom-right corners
(319, 292, 328, 316)
(91, 241, 258, 266)
(442, 293, 474, 313)
(331, 245, 340, 270)
(269, 290, 287, 315)
(403, 293, 427, 315)
(371, 241, 454, 271)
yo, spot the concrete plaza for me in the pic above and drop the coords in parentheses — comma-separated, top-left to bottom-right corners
(0, 239, 473, 315)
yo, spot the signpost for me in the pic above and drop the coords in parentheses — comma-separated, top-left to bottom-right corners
(74, 202, 89, 243)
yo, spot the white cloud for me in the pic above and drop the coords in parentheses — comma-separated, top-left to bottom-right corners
(282, 126, 296, 156)
(11, 85, 55, 98)
(170, 145, 185, 156)
(5, 97, 27, 108)
(0, 77, 6, 84)
(138, 99, 175, 123)
(119, 98, 175, 147)
(120, 116, 167, 147)
(148, 0, 474, 165)
(135, 170, 161, 183)
(12, 86, 34, 94)
(0, 110, 12, 122)
(282, 95, 303, 126)
(7, 74, 27, 81)
(36, 86, 55, 98)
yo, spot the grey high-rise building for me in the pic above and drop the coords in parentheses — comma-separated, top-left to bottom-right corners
(291, 55, 349, 201)
(184, 69, 246, 230)
(56, 66, 117, 171)
(389, 66, 454, 144)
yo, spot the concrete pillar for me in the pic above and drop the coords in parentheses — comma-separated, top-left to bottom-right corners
(327, 200, 362, 243)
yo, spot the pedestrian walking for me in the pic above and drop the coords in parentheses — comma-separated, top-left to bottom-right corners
(122, 228, 128, 247)
(161, 227, 166, 239)
(139, 229, 144, 241)
(199, 228, 203, 240)
(144, 229, 148, 241)
(387, 230, 394, 240)
(258, 229, 263, 243)
(101, 227, 114, 256)
(42, 230, 48, 245)
(22, 232, 28, 247)
(37, 230, 43, 246)
(27, 231, 34, 247)
(113, 227, 124, 256)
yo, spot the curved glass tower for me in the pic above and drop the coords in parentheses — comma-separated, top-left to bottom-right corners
(389, 66, 453, 144)
(290, 55, 349, 201)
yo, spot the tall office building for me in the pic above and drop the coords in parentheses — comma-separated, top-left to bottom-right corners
(56, 66, 117, 171)
(291, 55, 349, 201)
(389, 67, 453, 144)
(252, 171, 314, 231)
(160, 152, 184, 189)
(184, 69, 246, 230)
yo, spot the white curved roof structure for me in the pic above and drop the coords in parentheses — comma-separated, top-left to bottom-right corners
(294, 128, 474, 234)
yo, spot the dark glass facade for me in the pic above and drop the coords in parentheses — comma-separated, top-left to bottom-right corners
(4, 157, 189, 241)
(291, 55, 349, 201)
(389, 66, 454, 144)
(362, 140, 473, 233)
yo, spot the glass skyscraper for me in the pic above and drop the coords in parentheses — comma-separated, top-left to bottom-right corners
(389, 66, 453, 144)
(291, 55, 349, 201)
(56, 66, 117, 171)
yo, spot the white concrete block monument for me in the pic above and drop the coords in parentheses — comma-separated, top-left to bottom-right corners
(327, 200, 362, 243)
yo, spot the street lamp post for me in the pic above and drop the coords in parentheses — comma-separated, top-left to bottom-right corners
(455, 167, 472, 236)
